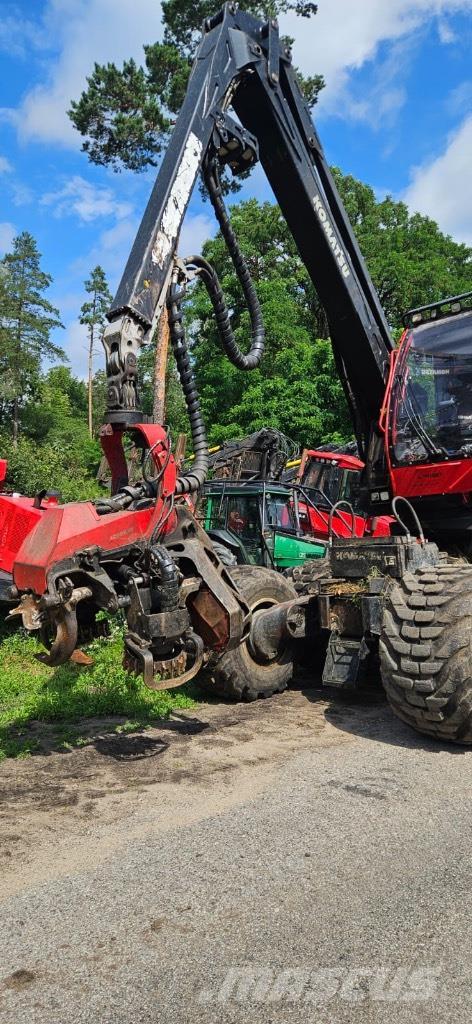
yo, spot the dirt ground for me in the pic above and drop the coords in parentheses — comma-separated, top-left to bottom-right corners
(0, 686, 381, 898)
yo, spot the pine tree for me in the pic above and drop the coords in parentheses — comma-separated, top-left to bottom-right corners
(80, 266, 112, 436)
(0, 232, 64, 444)
(68, 0, 323, 174)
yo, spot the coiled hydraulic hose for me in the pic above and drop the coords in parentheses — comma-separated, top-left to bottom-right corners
(167, 155, 267, 494)
(167, 281, 209, 495)
(203, 156, 265, 369)
(149, 544, 180, 609)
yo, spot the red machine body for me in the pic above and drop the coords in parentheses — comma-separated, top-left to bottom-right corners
(0, 494, 59, 576)
(2, 425, 176, 597)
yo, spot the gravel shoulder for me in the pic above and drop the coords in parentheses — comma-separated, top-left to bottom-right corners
(0, 687, 471, 1024)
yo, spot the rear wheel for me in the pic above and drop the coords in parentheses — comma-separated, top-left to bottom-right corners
(199, 565, 296, 701)
(380, 563, 472, 743)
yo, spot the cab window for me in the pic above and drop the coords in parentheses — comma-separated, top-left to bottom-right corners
(226, 496, 260, 538)
(265, 494, 296, 531)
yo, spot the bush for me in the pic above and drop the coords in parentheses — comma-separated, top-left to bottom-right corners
(0, 431, 103, 501)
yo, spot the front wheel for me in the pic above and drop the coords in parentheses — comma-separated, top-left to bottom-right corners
(211, 540, 238, 567)
(380, 563, 472, 744)
(199, 565, 296, 701)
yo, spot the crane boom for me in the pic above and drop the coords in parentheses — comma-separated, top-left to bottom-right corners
(103, 4, 393, 455)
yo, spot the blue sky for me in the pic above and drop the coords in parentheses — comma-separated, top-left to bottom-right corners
(0, 0, 471, 379)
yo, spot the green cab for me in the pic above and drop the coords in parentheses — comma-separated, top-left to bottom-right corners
(201, 480, 326, 569)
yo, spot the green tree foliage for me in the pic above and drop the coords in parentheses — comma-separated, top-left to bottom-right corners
(185, 186, 471, 446)
(1, 366, 103, 500)
(80, 265, 112, 435)
(334, 169, 472, 325)
(68, 0, 323, 173)
(0, 431, 102, 502)
(91, 368, 108, 436)
(0, 233, 64, 443)
(186, 198, 350, 446)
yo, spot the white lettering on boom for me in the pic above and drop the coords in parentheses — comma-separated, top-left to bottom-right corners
(313, 193, 350, 278)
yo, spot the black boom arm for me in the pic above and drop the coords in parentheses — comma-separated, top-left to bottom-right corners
(103, 4, 393, 454)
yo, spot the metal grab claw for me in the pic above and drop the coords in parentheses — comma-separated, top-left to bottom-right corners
(10, 586, 93, 667)
(124, 631, 205, 690)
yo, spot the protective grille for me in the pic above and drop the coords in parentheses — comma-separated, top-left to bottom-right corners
(6, 510, 36, 554)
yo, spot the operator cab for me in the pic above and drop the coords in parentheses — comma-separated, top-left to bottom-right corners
(201, 480, 326, 568)
(300, 451, 363, 511)
(388, 293, 472, 468)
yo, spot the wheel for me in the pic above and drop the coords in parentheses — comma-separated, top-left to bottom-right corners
(211, 540, 238, 567)
(199, 565, 297, 701)
(380, 562, 472, 743)
(283, 556, 331, 595)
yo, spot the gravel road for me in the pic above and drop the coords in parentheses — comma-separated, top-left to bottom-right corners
(0, 687, 471, 1024)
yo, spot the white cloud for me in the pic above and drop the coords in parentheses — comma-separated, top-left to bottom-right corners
(0, 8, 48, 59)
(8, 0, 472, 149)
(70, 216, 140, 290)
(0, 159, 33, 206)
(437, 17, 457, 42)
(8, 0, 162, 148)
(0, 222, 16, 254)
(41, 175, 133, 222)
(11, 182, 33, 206)
(446, 80, 472, 117)
(403, 115, 472, 245)
(282, 0, 472, 121)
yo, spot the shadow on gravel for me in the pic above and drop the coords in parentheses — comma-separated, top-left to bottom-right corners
(94, 714, 209, 761)
(1, 712, 210, 762)
(300, 683, 468, 755)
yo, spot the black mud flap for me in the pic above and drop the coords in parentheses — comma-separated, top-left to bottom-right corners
(322, 633, 370, 689)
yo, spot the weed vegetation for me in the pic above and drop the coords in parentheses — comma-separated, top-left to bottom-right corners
(0, 619, 197, 759)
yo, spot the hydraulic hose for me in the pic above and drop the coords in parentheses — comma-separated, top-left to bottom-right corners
(167, 281, 209, 494)
(165, 154, 266, 494)
(149, 544, 180, 609)
(183, 253, 265, 373)
(201, 156, 265, 370)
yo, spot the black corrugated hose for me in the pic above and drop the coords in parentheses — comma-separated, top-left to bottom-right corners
(167, 281, 209, 495)
(201, 155, 265, 370)
(167, 156, 266, 494)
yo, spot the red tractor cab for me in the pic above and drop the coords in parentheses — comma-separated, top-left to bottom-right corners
(381, 292, 472, 550)
(294, 449, 393, 540)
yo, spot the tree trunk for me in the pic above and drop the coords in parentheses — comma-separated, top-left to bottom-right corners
(153, 306, 170, 423)
(88, 326, 94, 437)
(12, 395, 19, 448)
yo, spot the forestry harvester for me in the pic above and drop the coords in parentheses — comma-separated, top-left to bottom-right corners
(2, 6, 472, 742)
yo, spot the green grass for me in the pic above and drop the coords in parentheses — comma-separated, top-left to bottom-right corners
(0, 620, 198, 760)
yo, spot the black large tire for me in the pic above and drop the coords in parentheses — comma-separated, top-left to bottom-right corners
(199, 565, 296, 701)
(380, 562, 472, 743)
(211, 541, 237, 567)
